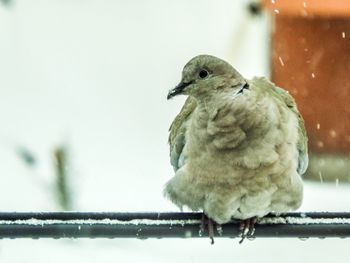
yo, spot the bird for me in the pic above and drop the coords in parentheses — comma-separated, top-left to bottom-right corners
(164, 55, 308, 244)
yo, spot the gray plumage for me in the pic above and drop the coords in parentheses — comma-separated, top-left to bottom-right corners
(164, 55, 308, 224)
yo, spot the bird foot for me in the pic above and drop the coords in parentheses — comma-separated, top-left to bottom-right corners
(239, 217, 257, 244)
(199, 213, 220, 244)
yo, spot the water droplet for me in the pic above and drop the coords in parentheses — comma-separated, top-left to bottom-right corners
(342, 32, 346, 38)
(274, 9, 279, 14)
(303, 2, 307, 8)
(316, 123, 320, 130)
(311, 73, 315, 78)
(335, 178, 339, 187)
(298, 237, 309, 241)
(199, 229, 204, 237)
(247, 236, 256, 241)
(216, 225, 223, 236)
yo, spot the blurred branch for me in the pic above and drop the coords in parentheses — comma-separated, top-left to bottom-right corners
(16, 147, 37, 167)
(53, 146, 73, 210)
(1, 0, 13, 7)
(0, 212, 349, 239)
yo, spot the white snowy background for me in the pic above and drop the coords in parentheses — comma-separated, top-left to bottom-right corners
(0, 0, 349, 262)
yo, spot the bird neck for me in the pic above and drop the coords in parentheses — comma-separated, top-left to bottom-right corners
(193, 92, 231, 123)
(196, 89, 236, 113)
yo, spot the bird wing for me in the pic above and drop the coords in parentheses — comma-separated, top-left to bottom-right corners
(168, 96, 197, 171)
(265, 78, 309, 175)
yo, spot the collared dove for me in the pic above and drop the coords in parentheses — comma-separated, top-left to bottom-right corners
(164, 55, 308, 243)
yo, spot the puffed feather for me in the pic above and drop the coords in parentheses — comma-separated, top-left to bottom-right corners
(165, 55, 308, 223)
(169, 78, 308, 175)
(169, 97, 196, 171)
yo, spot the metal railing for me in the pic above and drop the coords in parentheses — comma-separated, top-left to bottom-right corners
(0, 212, 350, 240)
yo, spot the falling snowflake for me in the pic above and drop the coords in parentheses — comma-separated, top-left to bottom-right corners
(278, 56, 284, 66)
(318, 171, 323, 183)
(329, 129, 337, 138)
(317, 141, 324, 148)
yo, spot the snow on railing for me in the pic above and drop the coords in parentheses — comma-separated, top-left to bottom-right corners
(0, 212, 350, 239)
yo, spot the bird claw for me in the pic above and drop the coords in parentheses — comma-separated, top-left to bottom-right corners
(200, 213, 220, 244)
(239, 217, 257, 244)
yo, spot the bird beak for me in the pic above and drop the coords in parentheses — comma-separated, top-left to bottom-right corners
(167, 81, 192, 100)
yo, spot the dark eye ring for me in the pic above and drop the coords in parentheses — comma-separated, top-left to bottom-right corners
(199, 69, 209, 79)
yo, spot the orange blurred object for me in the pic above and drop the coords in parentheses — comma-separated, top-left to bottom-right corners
(263, 1, 350, 153)
(262, 0, 350, 18)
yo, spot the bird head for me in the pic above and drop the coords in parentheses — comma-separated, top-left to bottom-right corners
(167, 55, 246, 100)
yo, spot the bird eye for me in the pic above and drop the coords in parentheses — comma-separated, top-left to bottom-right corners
(199, 69, 209, 79)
